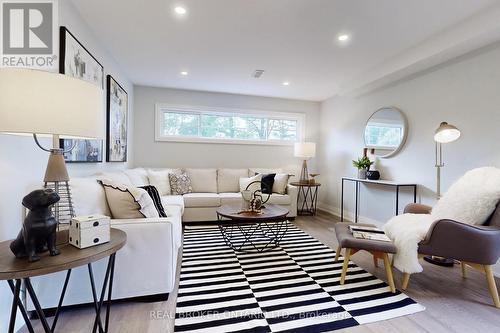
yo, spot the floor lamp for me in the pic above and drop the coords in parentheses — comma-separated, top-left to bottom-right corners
(0, 68, 104, 226)
(424, 121, 461, 267)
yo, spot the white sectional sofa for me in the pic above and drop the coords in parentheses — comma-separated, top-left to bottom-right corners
(30, 167, 298, 310)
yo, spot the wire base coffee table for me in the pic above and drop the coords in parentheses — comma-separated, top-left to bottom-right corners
(216, 204, 290, 253)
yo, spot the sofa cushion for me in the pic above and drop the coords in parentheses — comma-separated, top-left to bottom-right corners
(183, 193, 221, 208)
(161, 195, 185, 212)
(140, 185, 167, 217)
(186, 168, 217, 193)
(267, 193, 291, 205)
(98, 180, 159, 219)
(164, 205, 183, 219)
(249, 168, 282, 177)
(218, 168, 248, 193)
(70, 177, 111, 217)
(98, 171, 132, 185)
(148, 168, 182, 195)
(219, 192, 243, 205)
(125, 168, 149, 186)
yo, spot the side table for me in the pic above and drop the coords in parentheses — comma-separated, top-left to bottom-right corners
(290, 182, 321, 216)
(0, 228, 126, 333)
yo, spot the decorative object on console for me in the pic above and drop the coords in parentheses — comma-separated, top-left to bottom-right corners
(352, 156, 373, 179)
(106, 75, 129, 162)
(364, 107, 408, 158)
(60, 138, 103, 163)
(140, 185, 168, 217)
(10, 189, 61, 262)
(169, 173, 193, 195)
(366, 170, 381, 180)
(294, 142, 316, 183)
(98, 180, 159, 219)
(69, 215, 110, 249)
(0, 68, 104, 226)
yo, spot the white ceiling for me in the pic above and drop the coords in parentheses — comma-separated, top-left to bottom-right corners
(71, 0, 499, 101)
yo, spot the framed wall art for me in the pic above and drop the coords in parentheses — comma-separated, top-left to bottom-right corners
(60, 139, 103, 163)
(106, 75, 128, 162)
(59, 26, 104, 88)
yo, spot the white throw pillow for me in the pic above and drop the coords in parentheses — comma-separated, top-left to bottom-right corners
(431, 167, 500, 225)
(240, 174, 262, 193)
(124, 168, 149, 186)
(273, 173, 290, 194)
(186, 168, 217, 193)
(98, 180, 159, 219)
(218, 168, 249, 193)
(147, 169, 181, 196)
(70, 177, 111, 217)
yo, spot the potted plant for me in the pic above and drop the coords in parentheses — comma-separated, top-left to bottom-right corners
(352, 156, 373, 179)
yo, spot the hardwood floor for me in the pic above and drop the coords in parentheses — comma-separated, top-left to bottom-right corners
(19, 212, 500, 333)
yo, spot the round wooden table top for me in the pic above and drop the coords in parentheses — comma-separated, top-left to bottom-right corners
(290, 181, 321, 187)
(217, 204, 289, 222)
(0, 228, 126, 280)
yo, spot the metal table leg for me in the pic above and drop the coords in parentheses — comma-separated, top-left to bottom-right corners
(7, 280, 35, 333)
(341, 179, 344, 221)
(396, 185, 400, 215)
(355, 181, 359, 223)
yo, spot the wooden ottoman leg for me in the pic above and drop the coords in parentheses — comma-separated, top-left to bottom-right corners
(383, 253, 395, 293)
(373, 256, 379, 267)
(402, 273, 411, 290)
(334, 246, 341, 262)
(340, 248, 351, 285)
(461, 262, 467, 279)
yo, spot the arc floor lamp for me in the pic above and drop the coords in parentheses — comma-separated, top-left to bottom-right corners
(0, 68, 103, 225)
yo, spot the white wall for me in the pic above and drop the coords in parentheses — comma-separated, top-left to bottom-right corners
(0, 2, 133, 331)
(133, 86, 321, 172)
(319, 43, 500, 275)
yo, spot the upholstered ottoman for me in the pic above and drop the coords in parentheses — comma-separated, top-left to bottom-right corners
(334, 222, 397, 293)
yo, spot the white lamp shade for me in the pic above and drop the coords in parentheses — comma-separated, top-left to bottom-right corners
(294, 142, 316, 159)
(0, 68, 104, 139)
(434, 122, 461, 143)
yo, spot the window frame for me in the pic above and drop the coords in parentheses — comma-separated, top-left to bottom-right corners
(155, 103, 305, 146)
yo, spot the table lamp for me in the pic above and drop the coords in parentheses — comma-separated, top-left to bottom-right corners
(0, 68, 104, 224)
(294, 142, 316, 183)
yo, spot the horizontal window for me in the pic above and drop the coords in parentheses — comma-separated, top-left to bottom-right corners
(155, 104, 305, 145)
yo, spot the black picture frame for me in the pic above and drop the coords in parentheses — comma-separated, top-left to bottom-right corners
(106, 75, 128, 162)
(59, 26, 104, 88)
(60, 139, 103, 163)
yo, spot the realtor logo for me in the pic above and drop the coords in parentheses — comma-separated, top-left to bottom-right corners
(1, 0, 57, 68)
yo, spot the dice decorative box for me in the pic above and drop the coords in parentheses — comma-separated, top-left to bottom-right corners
(69, 215, 110, 249)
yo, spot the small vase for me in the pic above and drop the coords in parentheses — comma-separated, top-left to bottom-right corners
(358, 169, 367, 179)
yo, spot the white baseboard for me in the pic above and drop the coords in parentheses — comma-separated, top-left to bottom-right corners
(317, 202, 384, 227)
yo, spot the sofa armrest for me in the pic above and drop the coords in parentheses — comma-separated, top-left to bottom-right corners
(111, 217, 174, 226)
(286, 184, 298, 217)
(404, 203, 432, 214)
(419, 219, 500, 265)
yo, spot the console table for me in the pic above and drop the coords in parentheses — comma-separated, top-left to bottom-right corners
(341, 177, 417, 223)
(0, 228, 126, 333)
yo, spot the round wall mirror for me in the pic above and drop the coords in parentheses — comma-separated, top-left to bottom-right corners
(364, 107, 407, 158)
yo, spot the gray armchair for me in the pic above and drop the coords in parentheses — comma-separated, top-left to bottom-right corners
(402, 203, 500, 308)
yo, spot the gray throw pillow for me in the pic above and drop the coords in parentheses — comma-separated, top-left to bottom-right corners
(169, 173, 193, 195)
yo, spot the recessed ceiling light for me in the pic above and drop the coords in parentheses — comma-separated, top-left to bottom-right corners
(338, 34, 350, 41)
(282, 81, 290, 86)
(180, 71, 188, 76)
(174, 6, 187, 15)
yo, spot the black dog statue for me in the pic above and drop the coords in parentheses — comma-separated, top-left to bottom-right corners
(10, 189, 61, 262)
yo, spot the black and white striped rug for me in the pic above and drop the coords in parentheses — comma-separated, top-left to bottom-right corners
(175, 223, 424, 333)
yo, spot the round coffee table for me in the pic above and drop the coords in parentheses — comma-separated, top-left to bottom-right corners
(216, 204, 289, 253)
